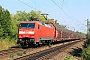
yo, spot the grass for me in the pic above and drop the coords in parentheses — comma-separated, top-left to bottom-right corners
(17, 50, 27, 56)
(86, 45, 90, 55)
(48, 44, 52, 48)
(0, 38, 17, 50)
(17, 52, 23, 56)
(64, 56, 77, 60)
(10, 53, 14, 58)
(23, 50, 26, 54)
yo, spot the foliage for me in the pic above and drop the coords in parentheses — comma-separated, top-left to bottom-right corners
(17, 50, 27, 56)
(82, 37, 90, 60)
(14, 10, 46, 22)
(16, 11, 30, 21)
(10, 14, 18, 40)
(0, 38, 16, 50)
(0, 6, 12, 39)
(0, 5, 17, 49)
(10, 53, 14, 58)
(17, 52, 23, 56)
(47, 19, 55, 23)
(76, 31, 86, 36)
(23, 50, 26, 54)
(81, 39, 90, 60)
(64, 56, 76, 60)
(48, 44, 52, 48)
(64, 56, 70, 60)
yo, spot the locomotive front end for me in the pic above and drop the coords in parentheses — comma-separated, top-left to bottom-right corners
(17, 22, 36, 47)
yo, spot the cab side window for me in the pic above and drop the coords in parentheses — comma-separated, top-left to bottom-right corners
(38, 25, 40, 29)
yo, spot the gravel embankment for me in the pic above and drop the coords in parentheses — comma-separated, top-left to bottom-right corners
(49, 41, 84, 60)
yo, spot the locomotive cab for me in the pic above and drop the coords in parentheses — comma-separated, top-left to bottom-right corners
(17, 21, 38, 47)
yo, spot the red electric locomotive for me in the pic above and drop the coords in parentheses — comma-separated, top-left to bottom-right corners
(17, 20, 55, 47)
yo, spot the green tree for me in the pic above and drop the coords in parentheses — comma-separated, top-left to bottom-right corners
(10, 14, 18, 39)
(0, 6, 3, 37)
(47, 19, 55, 23)
(0, 6, 11, 39)
(16, 11, 30, 21)
(14, 10, 46, 22)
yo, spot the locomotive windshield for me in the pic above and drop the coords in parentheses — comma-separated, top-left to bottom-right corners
(20, 23, 35, 28)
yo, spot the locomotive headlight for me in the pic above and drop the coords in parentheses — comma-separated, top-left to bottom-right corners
(19, 31, 25, 34)
(19, 39, 22, 41)
(28, 31, 34, 34)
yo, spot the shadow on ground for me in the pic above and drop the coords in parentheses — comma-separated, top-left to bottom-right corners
(69, 47, 82, 57)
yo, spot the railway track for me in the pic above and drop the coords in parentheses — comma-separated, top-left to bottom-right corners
(0, 47, 25, 59)
(13, 40, 82, 60)
(0, 48, 21, 55)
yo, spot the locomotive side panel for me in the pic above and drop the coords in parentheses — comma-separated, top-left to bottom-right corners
(38, 24, 54, 41)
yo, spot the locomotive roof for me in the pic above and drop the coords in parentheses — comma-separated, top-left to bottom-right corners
(20, 21, 40, 23)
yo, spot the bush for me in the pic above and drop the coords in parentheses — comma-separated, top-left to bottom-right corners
(17, 52, 23, 56)
(10, 53, 14, 58)
(82, 45, 90, 60)
(0, 39, 16, 50)
(23, 50, 26, 54)
(81, 38, 90, 60)
(64, 56, 70, 60)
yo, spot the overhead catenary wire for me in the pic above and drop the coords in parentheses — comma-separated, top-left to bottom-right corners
(51, 0, 77, 27)
(51, 0, 75, 22)
(52, 0, 86, 32)
(18, 0, 54, 19)
(63, 0, 86, 32)
(31, 0, 50, 17)
(31, 0, 50, 13)
(63, 0, 86, 27)
(31, 0, 57, 19)
(18, 0, 36, 10)
(61, 0, 64, 9)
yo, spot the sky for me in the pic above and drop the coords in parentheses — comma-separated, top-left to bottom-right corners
(0, 0, 90, 33)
